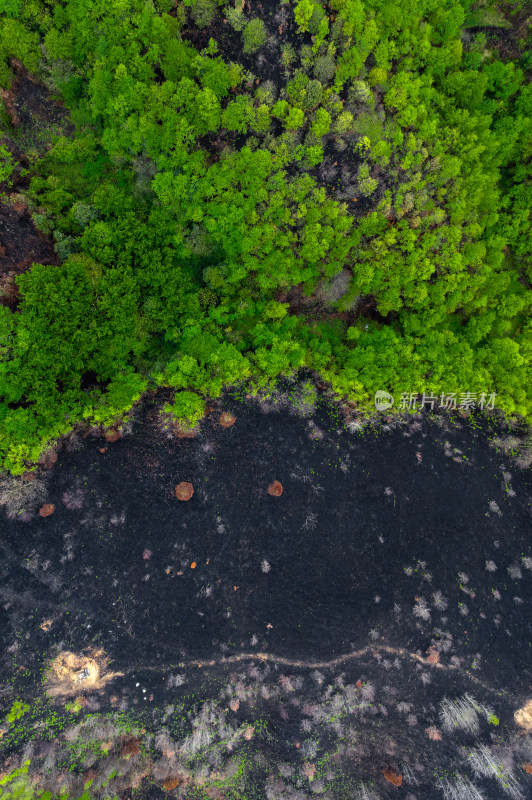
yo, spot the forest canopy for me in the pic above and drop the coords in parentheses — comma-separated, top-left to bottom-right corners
(0, 0, 530, 473)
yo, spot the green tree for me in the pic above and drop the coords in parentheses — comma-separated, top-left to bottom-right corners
(189, 0, 217, 28)
(285, 106, 305, 130)
(310, 107, 331, 138)
(294, 0, 314, 33)
(242, 19, 267, 54)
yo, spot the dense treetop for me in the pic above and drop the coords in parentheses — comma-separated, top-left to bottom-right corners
(0, 0, 530, 473)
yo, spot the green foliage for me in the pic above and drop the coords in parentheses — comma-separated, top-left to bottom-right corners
(225, 7, 247, 32)
(285, 106, 305, 130)
(255, 80, 277, 106)
(0, 142, 14, 187)
(189, 0, 217, 28)
(0, 0, 531, 472)
(303, 79, 323, 110)
(350, 80, 373, 105)
(313, 52, 336, 84)
(165, 390, 205, 427)
(305, 144, 324, 166)
(5, 700, 30, 726)
(0, 18, 41, 76)
(0, 0, 21, 18)
(271, 99, 289, 120)
(294, 0, 314, 33)
(280, 43, 296, 69)
(253, 104, 271, 133)
(286, 71, 309, 108)
(357, 163, 378, 196)
(334, 111, 354, 134)
(222, 95, 254, 133)
(310, 107, 331, 138)
(368, 67, 388, 87)
(90, 370, 148, 426)
(242, 18, 267, 54)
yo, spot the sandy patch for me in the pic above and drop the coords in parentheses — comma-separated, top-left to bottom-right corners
(515, 698, 532, 733)
(44, 648, 123, 699)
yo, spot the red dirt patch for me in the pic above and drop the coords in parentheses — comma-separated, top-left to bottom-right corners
(38, 448, 58, 469)
(383, 768, 402, 786)
(175, 482, 194, 501)
(120, 737, 141, 757)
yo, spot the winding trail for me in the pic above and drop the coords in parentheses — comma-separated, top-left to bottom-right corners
(122, 644, 514, 699)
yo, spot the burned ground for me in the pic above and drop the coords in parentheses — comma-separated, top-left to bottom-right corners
(0, 376, 531, 798)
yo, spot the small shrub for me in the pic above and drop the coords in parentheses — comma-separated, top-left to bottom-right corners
(303, 79, 323, 110)
(300, 44, 314, 70)
(189, 0, 217, 28)
(438, 773, 486, 800)
(242, 19, 267, 54)
(334, 111, 354, 134)
(285, 106, 305, 130)
(368, 67, 388, 87)
(281, 43, 296, 68)
(294, 0, 314, 33)
(357, 163, 378, 196)
(256, 80, 277, 106)
(310, 107, 331, 138)
(224, 6, 247, 31)
(165, 391, 205, 427)
(6, 700, 30, 725)
(439, 694, 494, 736)
(71, 201, 98, 228)
(305, 144, 324, 166)
(0, 472, 47, 518)
(349, 80, 373, 105)
(314, 53, 336, 84)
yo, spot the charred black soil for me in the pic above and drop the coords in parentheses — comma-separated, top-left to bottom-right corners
(1, 378, 531, 798)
